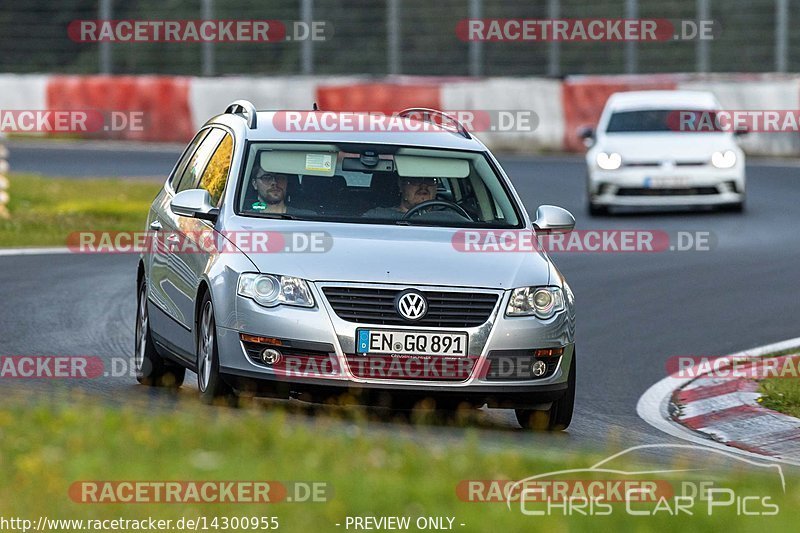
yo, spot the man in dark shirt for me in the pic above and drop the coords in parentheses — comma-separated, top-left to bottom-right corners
(247, 166, 313, 216)
(363, 176, 439, 219)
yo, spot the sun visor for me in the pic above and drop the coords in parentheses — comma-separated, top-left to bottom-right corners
(395, 155, 469, 178)
(259, 151, 336, 176)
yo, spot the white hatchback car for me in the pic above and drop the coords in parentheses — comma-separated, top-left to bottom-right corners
(583, 90, 746, 215)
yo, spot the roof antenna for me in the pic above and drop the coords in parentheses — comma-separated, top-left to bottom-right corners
(312, 102, 319, 111)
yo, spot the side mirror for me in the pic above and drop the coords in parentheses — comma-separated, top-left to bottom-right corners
(171, 189, 219, 222)
(577, 125, 595, 148)
(533, 205, 575, 234)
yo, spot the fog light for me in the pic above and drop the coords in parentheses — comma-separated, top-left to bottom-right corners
(531, 360, 548, 377)
(260, 348, 282, 365)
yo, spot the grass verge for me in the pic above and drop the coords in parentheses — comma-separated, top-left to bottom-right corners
(759, 351, 800, 418)
(0, 172, 160, 248)
(0, 392, 796, 532)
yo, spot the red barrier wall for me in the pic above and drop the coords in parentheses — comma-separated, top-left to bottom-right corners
(561, 77, 678, 151)
(46, 75, 193, 142)
(315, 83, 442, 114)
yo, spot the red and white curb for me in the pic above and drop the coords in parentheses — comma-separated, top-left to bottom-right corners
(638, 337, 800, 466)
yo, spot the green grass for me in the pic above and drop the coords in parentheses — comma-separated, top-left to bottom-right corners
(0, 393, 797, 532)
(0, 173, 160, 247)
(759, 357, 800, 418)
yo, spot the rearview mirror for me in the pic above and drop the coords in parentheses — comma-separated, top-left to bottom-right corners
(577, 125, 595, 148)
(533, 205, 575, 234)
(171, 189, 219, 222)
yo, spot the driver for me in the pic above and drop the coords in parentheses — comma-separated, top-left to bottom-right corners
(363, 176, 440, 219)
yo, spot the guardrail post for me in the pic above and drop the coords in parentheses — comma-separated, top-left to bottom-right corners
(0, 139, 9, 219)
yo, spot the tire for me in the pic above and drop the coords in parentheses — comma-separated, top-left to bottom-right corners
(588, 201, 608, 216)
(135, 278, 185, 387)
(515, 351, 576, 431)
(196, 292, 237, 406)
(720, 200, 745, 213)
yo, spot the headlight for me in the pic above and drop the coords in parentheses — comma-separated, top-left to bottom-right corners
(711, 150, 736, 169)
(596, 152, 622, 170)
(506, 286, 565, 319)
(237, 273, 314, 308)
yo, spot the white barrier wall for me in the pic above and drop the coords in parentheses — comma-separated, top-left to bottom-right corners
(0, 74, 48, 111)
(441, 77, 565, 153)
(188, 77, 320, 130)
(678, 79, 800, 157)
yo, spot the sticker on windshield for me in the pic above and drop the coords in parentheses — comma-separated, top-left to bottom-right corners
(305, 153, 332, 172)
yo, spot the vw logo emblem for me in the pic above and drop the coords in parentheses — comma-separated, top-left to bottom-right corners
(395, 290, 428, 321)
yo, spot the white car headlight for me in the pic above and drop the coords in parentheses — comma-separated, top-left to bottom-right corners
(711, 150, 736, 169)
(237, 273, 314, 308)
(506, 287, 565, 319)
(596, 152, 622, 170)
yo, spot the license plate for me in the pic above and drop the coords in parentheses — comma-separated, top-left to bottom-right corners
(647, 176, 688, 188)
(356, 329, 468, 356)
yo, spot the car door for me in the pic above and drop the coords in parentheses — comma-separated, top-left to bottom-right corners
(146, 128, 209, 339)
(148, 128, 224, 357)
(169, 129, 234, 350)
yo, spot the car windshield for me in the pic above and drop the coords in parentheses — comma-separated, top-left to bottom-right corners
(605, 109, 722, 133)
(236, 142, 521, 228)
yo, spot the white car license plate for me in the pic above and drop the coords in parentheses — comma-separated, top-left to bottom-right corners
(647, 176, 689, 188)
(356, 329, 468, 356)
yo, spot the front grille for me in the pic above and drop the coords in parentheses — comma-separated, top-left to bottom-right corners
(622, 162, 660, 168)
(616, 187, 719, 197)
(322, 286, 498, 328)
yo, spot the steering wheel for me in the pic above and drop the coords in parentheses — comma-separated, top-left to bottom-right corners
(402, 199, 473, 221)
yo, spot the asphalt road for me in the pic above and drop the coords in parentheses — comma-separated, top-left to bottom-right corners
(2, 141, 800, 461)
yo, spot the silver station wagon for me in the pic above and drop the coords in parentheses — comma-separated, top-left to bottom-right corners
(136, 101, 577, 430)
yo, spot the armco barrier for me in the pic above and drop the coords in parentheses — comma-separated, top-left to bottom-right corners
(46, 75, 193, 142)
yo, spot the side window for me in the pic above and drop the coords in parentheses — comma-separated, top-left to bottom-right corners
(198, 133, 233, 207)
(175, 129, 225, 193)
(170, 130, 209, 188)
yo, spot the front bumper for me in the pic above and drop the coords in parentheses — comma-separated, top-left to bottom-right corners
(216, 282, 575, 408)
(588, 165, 745, 207)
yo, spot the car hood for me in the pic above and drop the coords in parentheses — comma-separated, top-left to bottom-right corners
(222, 218, 553, 289)
(595, 133, 736, 161)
